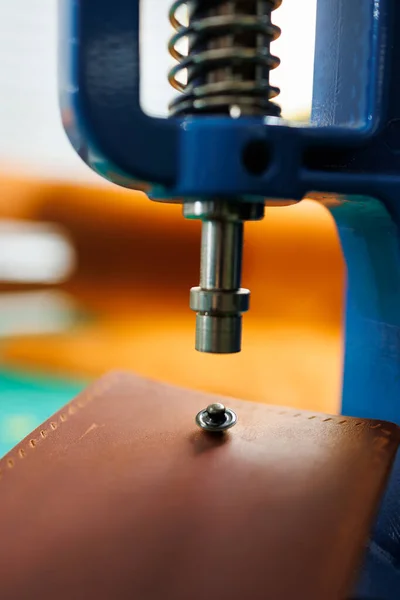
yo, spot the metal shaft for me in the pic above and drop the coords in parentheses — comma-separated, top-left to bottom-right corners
(185, 200, 264, 354)
(197, 218, 244, 353)
(200, 220, 243, 291)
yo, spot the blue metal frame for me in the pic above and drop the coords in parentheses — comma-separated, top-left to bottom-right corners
(59, 0, 400, 595)
(312, 2, 400, 596)
(311, 0, 400, 425)
(61, 0, 393, 200)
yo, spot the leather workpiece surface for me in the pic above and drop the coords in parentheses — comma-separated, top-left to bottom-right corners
(0, 372, 398, 600)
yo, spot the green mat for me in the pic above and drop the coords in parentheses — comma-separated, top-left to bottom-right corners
(0, 369, 87, 457)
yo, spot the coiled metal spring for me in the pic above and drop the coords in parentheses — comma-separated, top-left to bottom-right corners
(168, 0, 282, 117)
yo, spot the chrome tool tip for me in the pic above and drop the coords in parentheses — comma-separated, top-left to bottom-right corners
(195, 313, 242, 353)
(184, 200, 264, 354)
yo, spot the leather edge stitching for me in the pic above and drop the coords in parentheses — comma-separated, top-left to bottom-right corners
(0, 371, 122, 482)
(0, 371, 399, 481)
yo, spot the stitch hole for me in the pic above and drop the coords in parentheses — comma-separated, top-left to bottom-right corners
(50, 422, 57, 431)
(338, 420, 347, 425)
(381, 429, 392, 437)
(370, 423, 382, 429)
(323, 418, 332, 422)
(308, 416, 316, 420)
(60, 414, 67, 422)
(7, 459, 14, 469)
(293, 413, 301, 417)
(40, 430, 47, 439)
(18, 449, 26, 459)
(355, 422, 363, 426)
(373, 436, 390, 449)
(68, 405, 77, 415)
(29, 439, 36, 448)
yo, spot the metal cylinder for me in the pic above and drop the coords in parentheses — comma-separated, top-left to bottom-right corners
(185, 200, 263, 354)
(200, 220, 243, 291)
(196, 218, 244, 352)
(195, 313, 242, 353)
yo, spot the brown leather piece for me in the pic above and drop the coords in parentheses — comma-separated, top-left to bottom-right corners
(0, 372, 398, 600)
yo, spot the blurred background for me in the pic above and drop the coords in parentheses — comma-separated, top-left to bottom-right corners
(0, 0, 344, 456)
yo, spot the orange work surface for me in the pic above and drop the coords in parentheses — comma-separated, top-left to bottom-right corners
(0, 174, 345, 414)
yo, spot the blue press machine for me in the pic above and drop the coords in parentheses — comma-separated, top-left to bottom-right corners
(60, 1, 400, 596)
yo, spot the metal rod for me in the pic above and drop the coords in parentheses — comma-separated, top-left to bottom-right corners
(200, 220, 243, 291)
(195, 216, 245, 353)
(184, 199, 264, 354)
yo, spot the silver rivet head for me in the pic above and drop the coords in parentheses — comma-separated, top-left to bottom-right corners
(195, 403, 237, 432)
(206, 403, 226, 423)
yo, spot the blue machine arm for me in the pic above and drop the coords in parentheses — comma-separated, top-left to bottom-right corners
(312, 0, 400, 597)
(60, 0, 400, 596)
(61, 0, 392, 201)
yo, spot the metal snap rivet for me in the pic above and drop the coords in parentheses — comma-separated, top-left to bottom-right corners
(195, 403, 237, 432)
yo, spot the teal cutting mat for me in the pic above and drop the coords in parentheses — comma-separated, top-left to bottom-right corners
(0, 369, 87, 457)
